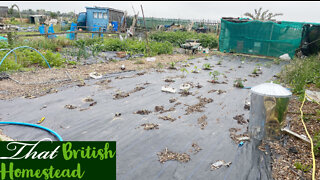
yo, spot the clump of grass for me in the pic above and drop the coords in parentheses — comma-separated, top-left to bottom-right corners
(294, 162, 312, 173)
(134, 60, 145, 64)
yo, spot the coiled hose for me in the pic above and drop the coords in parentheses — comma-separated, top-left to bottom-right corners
(0, 122, 63, 141)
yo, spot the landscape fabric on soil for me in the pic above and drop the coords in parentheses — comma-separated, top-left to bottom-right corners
(0, 55, 286, 179)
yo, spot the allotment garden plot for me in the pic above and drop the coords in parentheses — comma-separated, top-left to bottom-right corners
(0, 55, 285, 179)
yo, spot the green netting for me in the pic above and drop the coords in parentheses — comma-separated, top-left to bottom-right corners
(219, 19, 305, 58)
(301, 24, 320, 56)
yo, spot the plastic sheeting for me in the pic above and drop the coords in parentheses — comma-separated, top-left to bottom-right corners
(0, 55, 286, 179)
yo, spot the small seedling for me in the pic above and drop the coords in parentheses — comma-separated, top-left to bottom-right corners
(191, 66, 200, 73)
(216, 60, 222, 65)
(203, 63, 212, 70)
(252, 67, 258, 74)
(209, 71, 220, 83)
(204, 54, 209, 60)
(180, 67, 189, 77)
(169, 62, 177, 69)
(157, 62, 164, 69)
(234, 78, 244, 88)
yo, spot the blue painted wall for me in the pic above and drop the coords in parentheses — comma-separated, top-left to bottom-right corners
(85, 7, 109, 31)
(77, 12, 86, 28)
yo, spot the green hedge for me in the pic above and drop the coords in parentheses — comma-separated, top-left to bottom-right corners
(149, 31, 218, 49)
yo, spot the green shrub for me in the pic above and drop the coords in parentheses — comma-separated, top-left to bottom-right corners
(42, 50, 65, 67)
(149, 31, 218, 49)
(0, 49, 65, 71)
(13, 37, 75, 52)
(97, 38, 172, 57)
(280, 56, 320, 94)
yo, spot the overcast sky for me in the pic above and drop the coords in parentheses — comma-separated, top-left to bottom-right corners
(2, 1, 320, 23)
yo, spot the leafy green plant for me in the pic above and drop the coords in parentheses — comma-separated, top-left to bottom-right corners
(209, 71, 220, 82)
(191, 65, 200, 73)
(90, 44, 101, 57)
(279, 56, 320, 94)
(67, 61, 77, 65)
(149, 31, 218, 48)
(234, 78, 244, 88)
(216, 60, 222, 65)
(252, 67, 258, 74)
(203, 63, 212, 70)
(169, 62, 176, 69)
(180, 67, 189, 77)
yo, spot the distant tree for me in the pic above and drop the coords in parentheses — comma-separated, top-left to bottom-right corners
(50, 12, 58, 19)
(244, 7, 283, 21)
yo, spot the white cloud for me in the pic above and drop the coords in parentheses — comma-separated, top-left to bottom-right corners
(2, 1, 320, 23)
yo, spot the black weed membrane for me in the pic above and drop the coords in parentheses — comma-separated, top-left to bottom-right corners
(0, 55, 286, 179)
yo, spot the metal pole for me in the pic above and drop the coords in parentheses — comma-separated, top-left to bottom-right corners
(140, 5, 149, 56)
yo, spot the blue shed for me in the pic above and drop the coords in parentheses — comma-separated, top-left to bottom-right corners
(77, 6, 124, 32)
(85, 7, 109, 31)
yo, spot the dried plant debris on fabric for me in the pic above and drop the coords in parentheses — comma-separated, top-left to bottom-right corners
(198, 115, 208, 130)
(233, 114, 248, 125)
(65, 104, 77, 109)
(185, 96, 213, 115)
(159, 115, 176, 122)
(134, 109, 152, 115)
(141, 123, 159, 130)
(157, 148, 190, 163)
(189, 143, 202, 154)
